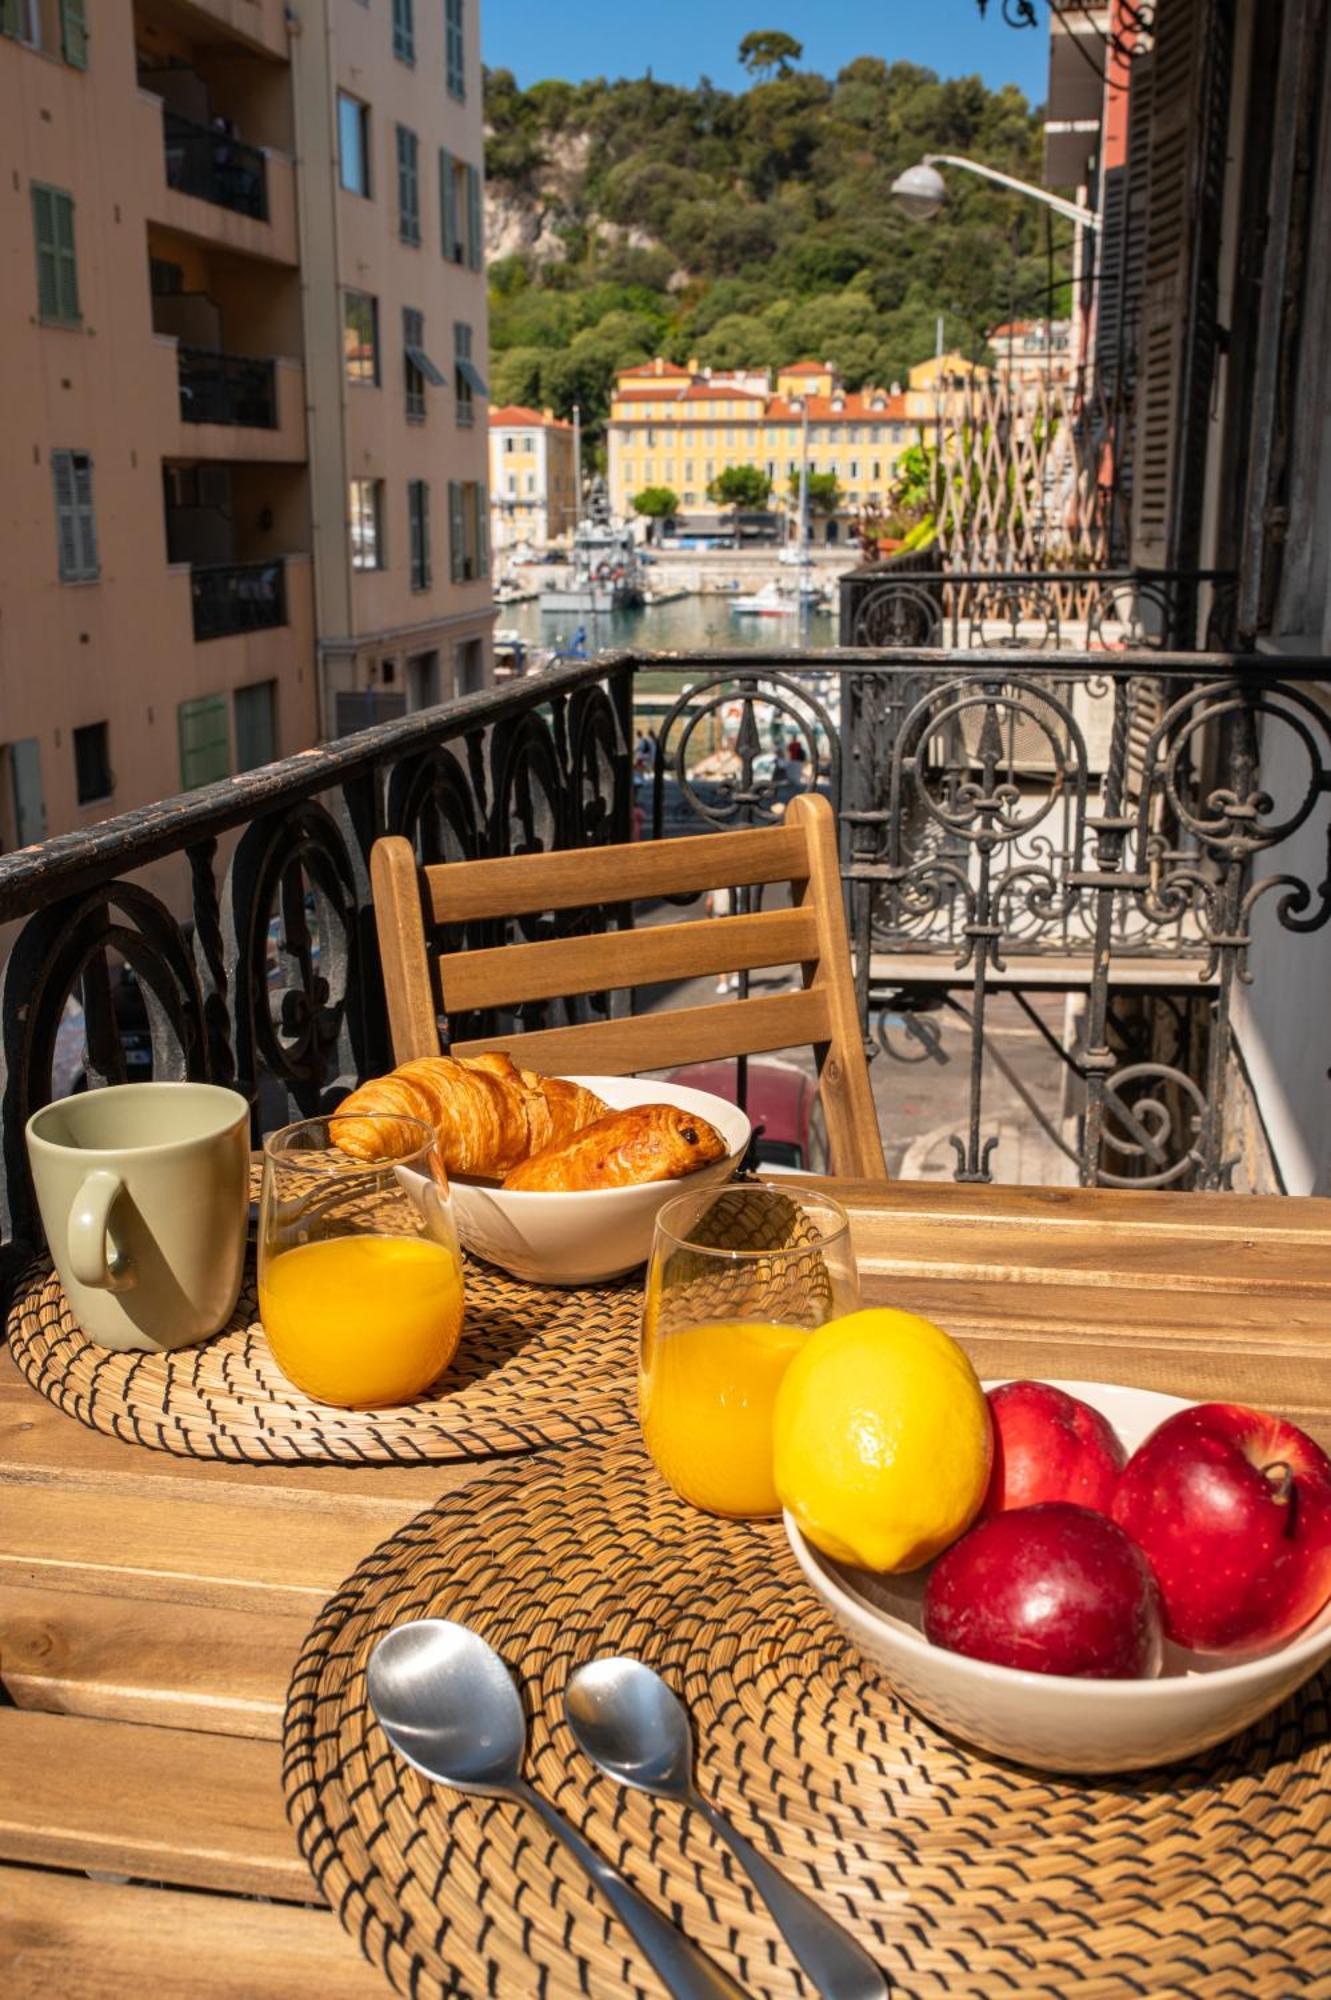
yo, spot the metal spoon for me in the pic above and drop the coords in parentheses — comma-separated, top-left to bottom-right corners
(566, 1658, 888, 2000)
(367, 1620, 750, 2000)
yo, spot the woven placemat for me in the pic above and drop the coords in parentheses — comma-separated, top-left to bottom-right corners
(6, 1257, 639, 1464)
(283, 1436, 1331, 1999)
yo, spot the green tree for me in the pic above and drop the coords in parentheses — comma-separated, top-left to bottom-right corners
(632, 486, 680, 541)
(709, 463, 772, 538)
(739, 31, 804, 80)
(789, 469, 842, 516)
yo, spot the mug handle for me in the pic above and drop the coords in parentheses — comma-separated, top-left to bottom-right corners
(68, 1169, 133, 1291)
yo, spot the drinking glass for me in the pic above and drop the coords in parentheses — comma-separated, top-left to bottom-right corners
(259, 1113, 464, 1408)
(640, 1182, 859, 1518)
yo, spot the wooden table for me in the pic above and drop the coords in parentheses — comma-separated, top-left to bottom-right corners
(4, 1179, 1331, 1996)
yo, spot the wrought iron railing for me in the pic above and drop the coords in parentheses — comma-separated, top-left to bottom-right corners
(178, 347, 278, 428)
(1, 642, 1328, 1275)
(839, 566, 1238, 652)
(162, 110, 268, 221)
(191, 559, 287, 642)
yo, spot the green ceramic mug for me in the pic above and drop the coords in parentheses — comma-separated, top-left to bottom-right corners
(26, 1081, 251, 1352)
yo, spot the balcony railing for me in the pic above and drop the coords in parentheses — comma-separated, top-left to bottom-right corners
(178, 347, 278, 428)
(1, 635, 1328, 1273)
(191, 558, 286, 641)
(839, 564, 1239, 652)
(163, 110, 268, 221)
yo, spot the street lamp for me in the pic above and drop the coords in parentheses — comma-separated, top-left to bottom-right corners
(891, 152, 1101, 232)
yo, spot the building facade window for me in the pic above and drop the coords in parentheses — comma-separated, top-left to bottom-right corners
(344, 290, 379, 385)
(349, 478, 384, 570)
(448, 480, 488, 582)
(178, 695, 229, 791)
(337, 94, 371, 197)
(392, 0, 415, 62)
(408, 480, 432, 590)
(51, 448, 98, 582)
(234, 681, 278, 772)
(453, 321, 486, 425)
(396, 125, 420, 243)
(72, 720, 112, 805)
(444, 0, 465, 99)
(32, 183, 79, 324)
(407, 649, 439, 709)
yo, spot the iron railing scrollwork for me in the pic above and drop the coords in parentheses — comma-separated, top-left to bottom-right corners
(1, 634, 1328, 1270)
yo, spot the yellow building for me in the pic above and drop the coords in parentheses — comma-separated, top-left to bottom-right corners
(488, 406, 577, 553)
(0, 0, 493, 850)
(606, 357, 913, 543)
(904, 352, 991, 420)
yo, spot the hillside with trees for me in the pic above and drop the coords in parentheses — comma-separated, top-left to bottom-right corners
(484, 38, 1062, 452)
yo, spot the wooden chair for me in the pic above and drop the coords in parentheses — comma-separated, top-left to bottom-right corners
(370, 791, 887, 1180)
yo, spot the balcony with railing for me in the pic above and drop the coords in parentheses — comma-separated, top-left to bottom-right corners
(138, 92, 298, 265)
(1, 622, 1328, 1272)
(179, 347, 276, 427)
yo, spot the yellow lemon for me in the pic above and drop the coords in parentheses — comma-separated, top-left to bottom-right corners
(773, 1307, 991, 1572)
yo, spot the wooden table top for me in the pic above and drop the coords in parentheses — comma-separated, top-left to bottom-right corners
(4, 1178, 1331, 1996)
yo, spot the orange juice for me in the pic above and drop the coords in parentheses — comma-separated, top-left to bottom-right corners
(259, 1234, 464, 1407)
(639, 1319, 810, 1517)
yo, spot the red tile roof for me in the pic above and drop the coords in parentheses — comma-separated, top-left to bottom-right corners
(618, 359, 691, 378)
(765, 392, 910, 421)
(489, 405, 572, 429)
(780, 359, 831, 374)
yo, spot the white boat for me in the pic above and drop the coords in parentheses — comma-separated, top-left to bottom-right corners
(730, 583, 801, 617)
(539, 512, 645, 614)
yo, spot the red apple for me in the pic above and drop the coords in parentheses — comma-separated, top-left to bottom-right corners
(1111, 1403, 1331, 1655)
(923, 1502, 1164, 1679)
(981, 1380, 1125, 1518)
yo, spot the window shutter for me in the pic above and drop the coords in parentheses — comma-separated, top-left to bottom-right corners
(32, 186, 59, 320)
(392, 0, 414, 63)
(178, 695, 231, 790)
(448, 480, 465, 582)
(419, 482, 431, 587)
(2, 0, 24, 39)
(1129, 0, 1235, 574)
(439, 150, 458, 261)
(51, 451, 79, 580)
(477, 485, 489, 578)
(55, 191, 79, 321)
(72, 452, 98, 578)
(61, 0, 88, 67)
(466, 164, 483, 271)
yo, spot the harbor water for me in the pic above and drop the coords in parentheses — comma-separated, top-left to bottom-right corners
(496, 593, 838, 656)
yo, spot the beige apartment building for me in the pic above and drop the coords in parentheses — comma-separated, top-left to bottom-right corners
(0, 0, 492, 849)
(488, 404, 577, 554)
(606, 358, 913, 543)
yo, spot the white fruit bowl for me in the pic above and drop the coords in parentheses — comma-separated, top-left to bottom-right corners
(445, 1075, 750, 1285)
(785, 1380, 1331, 1774)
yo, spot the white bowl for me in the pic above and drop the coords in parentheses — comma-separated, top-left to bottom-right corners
(446, 1075, 750, 1285)
(785, 1380, 1331, 1773)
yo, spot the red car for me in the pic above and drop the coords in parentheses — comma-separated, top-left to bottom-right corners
(667, 1058, 829, 1175)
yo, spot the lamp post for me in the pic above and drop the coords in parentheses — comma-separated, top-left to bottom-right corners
(890, 154, 1100, 231)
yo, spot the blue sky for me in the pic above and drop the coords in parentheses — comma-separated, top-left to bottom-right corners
(481, 1, 1048, 105)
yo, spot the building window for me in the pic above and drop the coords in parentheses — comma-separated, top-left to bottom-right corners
(444, 0, 465, 99)
(849, 460, 859, 480)
(407, 649, 439, 709)
(32, 183, 80, 324)
(344, 290, 379, 385)
(234, 681, 278, 772)
(337, 93, 371, 197)
(408, 480, 431, 590)
(178, 695, 229, 791)
(438, 151, 483, 269)
(73, 721, 112, 804)
(51, 448, 98, 582)
(396, 125, 420, 244)
(869, 426, 881, 444)
(872, 460, 881, 482)
(402, 306, 443, 421)
(454, 321, 486, 425)
(455, 636, 484, 693)
(392, 0, 414, 62)
(448, 480, 488, 582)
(349, 478, 384, 570)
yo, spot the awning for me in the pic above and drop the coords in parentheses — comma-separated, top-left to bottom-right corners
(406, 343, 446, 388)
(456, 356, 489, 397)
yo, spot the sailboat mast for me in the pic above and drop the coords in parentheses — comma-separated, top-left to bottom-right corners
(572, 402, 583, 534)
(797, 400, 810, 555)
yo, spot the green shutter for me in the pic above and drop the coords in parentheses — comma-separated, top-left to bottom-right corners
(178, 695, 231, 790)
(1, 0, 24, 39)
(448, 480, 465, 582)
(61, 0, 88, 67)
(476, 484, 489, 578)
(439, 149, 458, 261)
(418, 482, 431, 587)
(466, 163, 483, 272)
(234, 682, 277, 771)
(32, 185, 59, 320)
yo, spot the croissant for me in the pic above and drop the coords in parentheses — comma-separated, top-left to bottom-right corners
(331, 1054, 607, 1178)
(501, 1104, 728, 1193)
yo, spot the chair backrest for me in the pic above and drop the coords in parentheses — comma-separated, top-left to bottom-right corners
(370, 790, 887, 1180)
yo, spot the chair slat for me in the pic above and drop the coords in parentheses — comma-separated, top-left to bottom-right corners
(426, 821, 811, 922)
(441, 906, 818, 1012)
(453, 988, 833, 1076)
